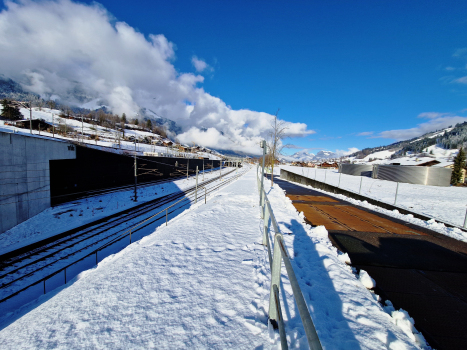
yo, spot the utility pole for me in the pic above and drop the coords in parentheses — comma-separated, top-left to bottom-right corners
(260, 140, 266, 207)
(134, 139, 137, 201)
(195, 166, 198, 203)
(27, 101, 32, 135)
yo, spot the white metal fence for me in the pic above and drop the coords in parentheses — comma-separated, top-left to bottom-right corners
(257, 164, 323, 350)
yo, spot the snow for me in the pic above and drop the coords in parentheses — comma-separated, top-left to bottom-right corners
(0, 166, 423, 349)
(358, 270, 376, 289)
(282, 166, 467, 242)
(384, 302, 429, 349)
(361, 149, 395, 161)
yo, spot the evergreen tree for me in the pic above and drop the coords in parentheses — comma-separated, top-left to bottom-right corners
(146, 119, 152, 129)
(121, 113, 127, 123)
(451, 147, 466, 185)
(1, 99, 22, 120)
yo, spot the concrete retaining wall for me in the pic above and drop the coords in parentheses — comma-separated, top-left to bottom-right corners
(0, 132, 76, 233)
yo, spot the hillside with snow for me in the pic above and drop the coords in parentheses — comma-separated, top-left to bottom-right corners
(348, 121, 467, 164)
(0, 106, 224, 160)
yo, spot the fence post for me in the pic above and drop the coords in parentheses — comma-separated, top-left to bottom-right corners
(268, 233, 283, 324)
(203, 160, 205, 181)
(96, 251, 98, 265)
(129, 229, 132, 244)
(64, 268, 67, 284)
(263, 204, 270, 246)
(359, 176, 363, 194)
(273, 284, 289, 350)
(263, 205, 273, 268)
(43, 280, 46, 294)
(394, 182, 399, 205)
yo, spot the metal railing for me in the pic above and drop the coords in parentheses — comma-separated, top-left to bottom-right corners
(257, 164, 323, 350)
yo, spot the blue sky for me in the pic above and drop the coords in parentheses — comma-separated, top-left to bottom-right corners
(2, 0, 467, 155)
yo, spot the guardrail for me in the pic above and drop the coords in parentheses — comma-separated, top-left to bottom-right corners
(256, 164, 323, 350)
(0, 166, 247, 313)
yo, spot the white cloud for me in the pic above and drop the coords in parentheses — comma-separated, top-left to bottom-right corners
(372, 114, 467, 141)
(0, 0, 313, 155)
(453, 76, 467, 84)
(335, 147, 359, 157)
(453, 48, 467, 58)
(191, 56, 211, 73)
(357, 131, 373, 136)
(417, 112, 449, 119)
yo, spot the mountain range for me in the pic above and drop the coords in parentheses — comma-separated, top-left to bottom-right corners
(286, 150, 338, 162)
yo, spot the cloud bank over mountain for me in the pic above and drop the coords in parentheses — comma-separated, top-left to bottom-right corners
(0, 0, 313, 155)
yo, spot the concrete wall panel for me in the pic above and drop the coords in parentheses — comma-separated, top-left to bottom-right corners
(0, 132, 76, 233)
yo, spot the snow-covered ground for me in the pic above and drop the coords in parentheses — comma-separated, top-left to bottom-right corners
(0, 107, 221, 159)
(0, 167, 424, 349)
(281, 165, 467, 243)
(0, 168, 227, 256)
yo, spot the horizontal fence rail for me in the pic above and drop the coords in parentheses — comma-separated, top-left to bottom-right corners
(257, 164, 323, 350)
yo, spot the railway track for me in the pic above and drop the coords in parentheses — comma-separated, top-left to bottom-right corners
(0, 167, 247, 306)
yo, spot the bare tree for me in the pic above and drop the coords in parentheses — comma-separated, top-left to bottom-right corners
(36, 100, 44, 111)
(267, 109, 288, 186)
(47, 100, 56, 110)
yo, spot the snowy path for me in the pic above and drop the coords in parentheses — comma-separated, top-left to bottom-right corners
(0, 167, 272, 349)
